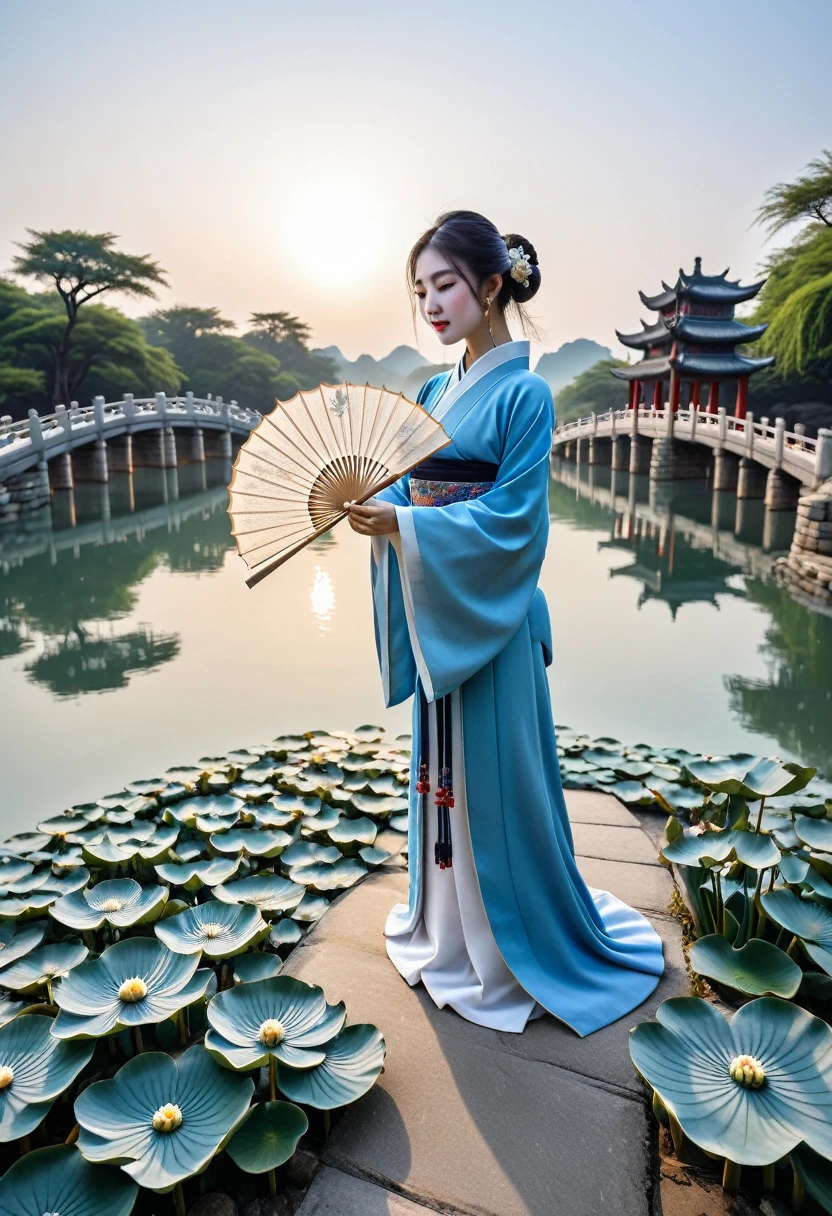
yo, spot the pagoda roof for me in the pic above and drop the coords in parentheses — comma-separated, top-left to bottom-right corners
(639, 282, 676, 311)
(676, 257, 766, 306)
(610, 355, 672, 382)
(667, 316, 769, 346)
(672, 350, 775, 380)
(616, 320, 671, 351)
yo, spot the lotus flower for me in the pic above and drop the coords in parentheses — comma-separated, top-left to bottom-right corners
(0, 1014, 93, 1139)
(0, 1143, 138, 1216)
(0, 940, 89, 997)
(629, 996, 832, 1165)
(211, 873, 305, 915)
(155, 900, 269, 959)
(51, 878, 168, 931)
(75, 1044, 253, 1191)
(205, 975, 346, 1070)
(51, 936, 213, 1039)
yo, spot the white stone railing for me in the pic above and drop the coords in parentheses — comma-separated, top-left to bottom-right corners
(552, 404, 832, 488)
(0, 393, 261, 480)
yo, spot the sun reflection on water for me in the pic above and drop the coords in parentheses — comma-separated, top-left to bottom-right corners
(309, 565, 335, 632)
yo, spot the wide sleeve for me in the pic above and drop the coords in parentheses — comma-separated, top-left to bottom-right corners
(390, 377, 554, 701)
(368, 374, 443, 706)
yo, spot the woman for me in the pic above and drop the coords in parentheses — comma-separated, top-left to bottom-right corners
(345, 210, 664, 1036)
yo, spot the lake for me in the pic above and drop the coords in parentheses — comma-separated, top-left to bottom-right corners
(1, 453, 830, 830)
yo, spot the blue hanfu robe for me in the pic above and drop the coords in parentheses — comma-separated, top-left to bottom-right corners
(369, 338, 664, 1037)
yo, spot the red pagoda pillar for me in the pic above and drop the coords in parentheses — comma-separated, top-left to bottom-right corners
(652, 380, 663, 410)
(707, 381, 720, 414)
(627, 380, 636, 409)
(735, 376, 748, 420)
(691, 381, 700, 408)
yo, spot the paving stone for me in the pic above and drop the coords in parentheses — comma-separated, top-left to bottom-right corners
(285, 942, 654, 1216)
(297, 1166, 438, 1215)
(571, 822, 661, 866)
(564, 788, 642, 827)
(495, 913, 689, 1093)
(300, 871, 407, 959)
(576, 855, 674, 916)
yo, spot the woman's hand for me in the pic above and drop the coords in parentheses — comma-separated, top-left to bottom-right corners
(344, 497, 399, 535)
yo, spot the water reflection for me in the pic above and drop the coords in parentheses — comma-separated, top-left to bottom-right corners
(309, 565, 336, 633)
(0, 463, 233, 699)
(549, 455, 831, 774)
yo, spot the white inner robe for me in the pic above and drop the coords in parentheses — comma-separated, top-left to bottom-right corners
(383, 344, 549, 1033)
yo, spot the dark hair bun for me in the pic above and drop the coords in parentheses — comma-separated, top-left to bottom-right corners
(501, 232, 542, 302)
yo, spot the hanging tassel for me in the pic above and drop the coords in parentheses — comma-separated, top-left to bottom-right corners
(433, 694, 455, 868)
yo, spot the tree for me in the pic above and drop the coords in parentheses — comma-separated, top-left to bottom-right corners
(11, 229, 167, 406)
(750, 154, 832, 383)
(242, 311, 338, 390)
(248, 311, 312, 346)
(555, 358, 629, 424)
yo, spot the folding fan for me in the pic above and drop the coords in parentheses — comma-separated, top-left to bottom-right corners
(228, 382, 451, 587)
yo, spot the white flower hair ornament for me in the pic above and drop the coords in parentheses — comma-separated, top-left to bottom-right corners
(506, 244, 533, 288)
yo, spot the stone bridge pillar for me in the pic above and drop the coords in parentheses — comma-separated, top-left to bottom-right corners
(133, 428, 176, 468)
(713, 449, 740, 491)
(629, 437, 651, 475)
(737, 457, 767, 499)
(178, 428, 206, 463)
(4, 461, 51, 516)
(611, 436, 629, 470)
(588, 437, 611, 466)
(204, 429, 233, 460)
(49, 452, 74, 490)
(73, 440, 109, 483)
(774, 479, 832, 609)
(109, 435, 134, 473)
(764, 468, 800, 511)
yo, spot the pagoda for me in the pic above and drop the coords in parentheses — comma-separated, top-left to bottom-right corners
(611, 257, 774, 418)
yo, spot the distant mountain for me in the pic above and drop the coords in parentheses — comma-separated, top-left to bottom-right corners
(311, 344, 434, 392)
(533, 339, 612, 398)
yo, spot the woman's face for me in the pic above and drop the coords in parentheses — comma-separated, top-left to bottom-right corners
(413, 245, 486, 347)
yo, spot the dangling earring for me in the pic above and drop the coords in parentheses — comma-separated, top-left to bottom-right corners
(483, 296, 496, 348)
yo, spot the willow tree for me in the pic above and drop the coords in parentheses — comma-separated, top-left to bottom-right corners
(11, 230, 167, 406)
(752, 152, 832, 379)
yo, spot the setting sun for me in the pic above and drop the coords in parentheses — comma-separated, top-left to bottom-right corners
(276, 176, 390, 291)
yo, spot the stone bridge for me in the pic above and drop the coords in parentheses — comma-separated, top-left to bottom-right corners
(552, 404, 832, 511)
(0, 393, 259, 519)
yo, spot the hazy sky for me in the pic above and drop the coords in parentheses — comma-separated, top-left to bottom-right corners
(2, 0, 830, 367)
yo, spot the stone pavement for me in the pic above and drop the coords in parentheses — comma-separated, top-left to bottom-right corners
(292, 790, 689, 1216)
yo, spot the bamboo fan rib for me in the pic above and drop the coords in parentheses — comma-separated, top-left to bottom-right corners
(228, 382, 451, 587)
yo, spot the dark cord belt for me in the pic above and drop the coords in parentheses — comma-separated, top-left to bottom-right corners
(411, 456, 499, 483)
(416, 677, 455, 868)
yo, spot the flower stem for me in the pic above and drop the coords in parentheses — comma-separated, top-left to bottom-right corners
(722, 1158, 741, 1193)
(18, 1135, 30, 1157)
(786, 935, 799, 958)
(135, 1026, 144, 1054)
(792, 1163, 805, 1209)
(176, 1008, 187, 1046)
(269, 1054, 276, 1101)
(762, 1162, 775, 1190)
(173, 1181, 187, 1216)
(269, 1168, 277, 1196)
(65, 1123, 80, 1146)
(83, 930, 96, 952)
(754, 795, 767, 834)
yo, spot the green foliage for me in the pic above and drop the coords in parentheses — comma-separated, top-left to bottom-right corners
(756, 149, 832, 236)
(554, 358, 629, 424)
(243, 310, 340, 391)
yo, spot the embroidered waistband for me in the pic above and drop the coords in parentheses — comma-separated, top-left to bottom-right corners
(410, 456, 499, 482)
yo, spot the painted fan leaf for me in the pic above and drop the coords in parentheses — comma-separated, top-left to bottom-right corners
(228, 381, 450, 586)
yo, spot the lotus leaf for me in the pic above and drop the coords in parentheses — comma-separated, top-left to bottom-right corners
(269, 920, 303, 949)
(157, 782, 188, 805)
(165, 793, 243, 827)
(45, 867, 93, 897)
(233, 953, 284, 984)
(685, 756, 815, 799)
(276, 1023, 386, 1109)
(169, 838, 206, 863)
(127, 777, 168, 796)
(280, 840, 340, 869)
(205, 975, 346, 1070)
(155, 900, 269, 959)
(0, 860, 33, 886)
(760, 888, 832, 974)
(0, 833, 50, 856)
(293, 763, 343, 794)
(327, 816, 377, 847)
(779, 854, 811, 885)
(51, 878, 168, 930)
(301, 805, 341, 832)
(796, 816, 832, 852)
(630, 996, 832, 1166)
(0, 1143, 138, 1216)
(226, 1100, 308, 1173)
(689, 935, 802, 998)
(359, 846, 392, 866)
(389, 812, 408, 832)
(0, 1014, 93, 1139)
(210, 828, 294, 858)
(231, 782, 274, 802)
(791, 1144, 832, 1212)
(155, 857, 240, 891)
(288, 857, 367, 892)
(292, 893, 330, 922)
(212, 873, 305, 915)
(0, 989, 34, 1027)
(241, 759, 280, 783)
(82, 827, 178, 867)
(51, 936, 212, 1038)
(0, 940, 89, 996)
(662, 831, 734, 866)
(75, 1044, 253, 1191)
(0, 919, 46, 972)
(251, 806, 297, 829)
(806, 867, 832, 899)
(0, 891, 57, 918)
